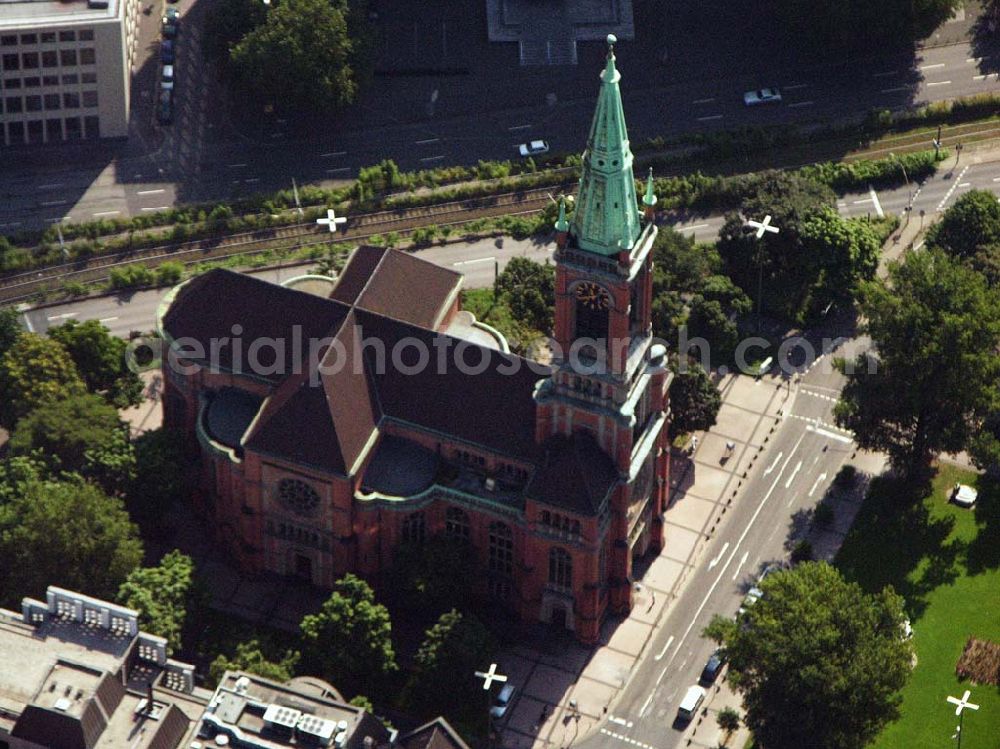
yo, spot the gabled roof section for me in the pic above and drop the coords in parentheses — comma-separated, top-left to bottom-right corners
(161, 268, 349, 382)
(569, 35, 642, 257)
(399, 717, 471, 749)
(526, 433, 620, 515)
(332, 245, 462, 330)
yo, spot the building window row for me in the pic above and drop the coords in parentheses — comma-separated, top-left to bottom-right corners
(548, 547, 573, 590)
(1, 30, 92, 46)
(539, 510, 581, 538)
(455, 449, 486, 467)
(3, 71, 97, 88)
(1, 48, 95, 71)
(444, 507, 470, 541)
(265, 520, 329, 551)
(3, 91, 96, 114)
(401, 511, 426, 543)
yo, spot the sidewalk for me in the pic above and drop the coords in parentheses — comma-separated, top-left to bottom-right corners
(494, 372, 792, 749)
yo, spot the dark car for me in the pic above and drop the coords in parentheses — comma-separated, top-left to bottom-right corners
(489, 683, 516, 720)
(700, 650, 724, 684)
(160, 40, 175, 64)
(162, 20, 178, 38)
(157, 90, 173, 124)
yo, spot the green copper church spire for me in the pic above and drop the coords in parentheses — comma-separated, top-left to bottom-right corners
(555, 196, 569, 233)
(643, 168, 657, 208)
(569, 34, 642, 257)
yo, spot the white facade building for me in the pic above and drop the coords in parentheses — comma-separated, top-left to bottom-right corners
(0, 0, 140, 146)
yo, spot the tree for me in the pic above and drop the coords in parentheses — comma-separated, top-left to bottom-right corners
(651, 226, 721, 294)
(0, 306, 21, 360)
(0, 476, 143, 605)
(49, 319, 144, 408)
(209, 639, 300, 686)
(0, 333, 86, 428)
(717, 706, 741, 744)
(230, 0, 357, 113)
(408, 609, 497, 716)
(203, 0, 267, 62)
(703, 562, 912, 749)
(495, 257, 555, 333)
(385, 536, 479, 620)
(686, 295, 740, 365)
(9, 393, 136, 495)
(927, 189, 1000, 259)
(668, 362, 722, 438)
(300, 574, 397, 696)
(835, 250, 1000, 476)
(129, 428, 191, 527)
(117, 550, 196, 655)
(799, 209, 882, 312)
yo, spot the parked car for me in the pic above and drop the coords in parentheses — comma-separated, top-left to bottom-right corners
(743, 87, 782, 106)
(157, 90, 173, 125)
(518, 139, 549, 157)
(951, 483, 977, 508)
(162, 64, 174, 82)
(490, 683, 516, 719)
(164, 7, 179, 21)
(699, 650, 724, 684)
(676, 685, 706, 723)
(160, 40, 175, 64)
(737, 586, 763, 616)
(162, 18, 178, 38)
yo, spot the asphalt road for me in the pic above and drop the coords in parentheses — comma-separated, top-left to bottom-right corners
(2, 37, 1000, 232)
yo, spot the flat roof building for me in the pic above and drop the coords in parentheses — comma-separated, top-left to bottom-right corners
(0, 0, 140, 146)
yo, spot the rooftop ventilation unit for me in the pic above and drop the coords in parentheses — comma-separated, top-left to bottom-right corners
(263, 703, 302, 730)
(234, 676, 251, 695)
(87, 0, 109, 8)
(297, 714, 337, 746)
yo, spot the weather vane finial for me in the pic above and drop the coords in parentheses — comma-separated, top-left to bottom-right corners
(606, 33, 617, 57)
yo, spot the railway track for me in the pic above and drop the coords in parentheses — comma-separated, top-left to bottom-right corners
(0, 186, 565, 303)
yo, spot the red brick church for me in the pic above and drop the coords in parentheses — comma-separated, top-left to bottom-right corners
(157, 38, 671, 645)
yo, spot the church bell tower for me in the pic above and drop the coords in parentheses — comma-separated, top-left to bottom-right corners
(536, 35, 672, 615)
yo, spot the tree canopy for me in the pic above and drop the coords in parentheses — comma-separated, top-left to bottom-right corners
(117, 550, 197, 655)
(0, 306, 21, 360)
(835, 249, 1000, 476)
(0, 333, 86, 428)
(495, 257, 556, 334)
(703, 562, 912, 749)
(300, 574, 397, 696)
(128, 428, 191, 528)
(49, 319, 144, 408)
(0, 475, 143, 605)
(9, 393, 136, 496)
(209, 639, 301, 687)
(230, 0, 357, 113)
(927, 189, 1000, 259)
(385, 536, 479, 621)
(668, 362, 722, 438)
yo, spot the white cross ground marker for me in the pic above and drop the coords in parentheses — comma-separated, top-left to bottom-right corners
(748, 214, 780, 238)
(474, 663, 507, 690)
(316, 208, 347, 233)
(947, 690, 980, 716)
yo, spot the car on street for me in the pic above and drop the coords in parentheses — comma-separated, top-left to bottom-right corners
(699, 650, 724, 684)
(951, 483, 977, 508)
(164, 7, 179, 21)
(737, 586, 763, 616)
(518, 140, 549, 157)
(160, 39, 175, 64)
(162, 64, 174, 82)
(743, 87, 782, 106)
(489, 683, 516, 720)
(676, 685, 706, 723)
(162, 18, 178, 38)
(157, 90, 173, 125)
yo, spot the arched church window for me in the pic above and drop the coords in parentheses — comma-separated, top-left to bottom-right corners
(548, 547, 573, 590)
(488, 522, 513, 578)
(574, 282, 610, 345)
(277, 478, 320, 517)
(445, 507, 470, 541)
(402, 512, 425, 544)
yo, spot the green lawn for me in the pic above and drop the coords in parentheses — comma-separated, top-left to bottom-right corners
(835, 465, 1000, 749)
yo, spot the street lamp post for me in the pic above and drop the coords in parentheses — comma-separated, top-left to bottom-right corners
(890, 152, 913, 224)
(746, 215, 780, 334)
(946, 689, 979, 749)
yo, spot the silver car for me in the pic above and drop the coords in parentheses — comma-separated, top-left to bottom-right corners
(518, 140, 549, 157)
(743, 88, 782, 106)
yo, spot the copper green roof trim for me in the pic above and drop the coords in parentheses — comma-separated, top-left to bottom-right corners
(570, 33, 642, 256)
(643, 167, 657, 207)
(555, 196, 569, 233)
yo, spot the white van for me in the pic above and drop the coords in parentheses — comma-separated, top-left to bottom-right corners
(677, 685, 706, 722)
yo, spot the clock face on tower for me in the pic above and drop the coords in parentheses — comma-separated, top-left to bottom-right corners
(575, 282, 611, 311)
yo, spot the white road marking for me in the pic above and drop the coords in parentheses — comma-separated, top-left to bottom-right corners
(227, 163, 247, 168)
(415, 137, 440, 145)
(708, 542, 730, 570)
(452, 256, 496, 266)
(667, 431, 809, 664)
(807, 425, 854, 443)
(655, 635, 675, 661)
(141, 206, 170, 211)
(656, 666, 668, 685)
(785, 460, 803, 489)
(873, 70, 897, 77)
(993, 177, 1000, 182)
(693, 97, 715, 104)
(92, 210, 120, 217)
(785, 83, 808, 90)
(732, 551, 749, 581)
(47, 312, 77, 321)
(137, 189, 165, 195)
(919, 63, 946, 70)
(420, 155, 445, 162)
(764, 452, 784, 475)
(880, 86, 910, 93)
(677, 223, 708, 232)
(38, 183, 64, 190)
(326, 167, 351, 174)
(697, 114, 724, 121)
(245, 178, 260, 183)
(40, 200, 66, 207)
(599, 730, 656, 749)
(808, 472, 828, 497)
(0, 222, 22, 228)
(608, 716, 631, 727)
(973, 74, 991, 81)
(938, 165, 970, 211)
(99, 316, 119, 323)
(788, 101, 814, 108)
(507, 124, 532, 131)
(926, 80, 952, 87)
(869, 186, 884, 218)
(959, 182, 971, 187)
(320, 151, 346, 157)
